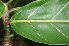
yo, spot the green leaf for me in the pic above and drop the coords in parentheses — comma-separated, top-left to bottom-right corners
(10, 0, 69, 45)
(0, 1, 5, 18)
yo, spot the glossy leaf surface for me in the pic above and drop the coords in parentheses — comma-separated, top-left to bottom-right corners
(10, 0, 69, 45)
(0, 1, 5, 18)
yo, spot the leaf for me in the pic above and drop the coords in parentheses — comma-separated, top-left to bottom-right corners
(10, 0, 69, 45)
(0, 1, 5, 18)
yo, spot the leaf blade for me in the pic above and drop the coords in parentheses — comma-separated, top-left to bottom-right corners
(10, 0, 69, 45)
(0, 1, 5, 18)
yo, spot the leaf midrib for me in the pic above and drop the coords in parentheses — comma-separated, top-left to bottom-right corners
(10, 20, 69, 23)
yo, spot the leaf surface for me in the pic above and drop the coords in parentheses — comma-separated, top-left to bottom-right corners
(10, 0, 69, 45)
(0, 1, 5, 18)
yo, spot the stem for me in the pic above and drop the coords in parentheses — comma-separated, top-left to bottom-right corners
(2, 3, 12, 46)
(6, 0, 13, 5)
(10, 7, 21, 12)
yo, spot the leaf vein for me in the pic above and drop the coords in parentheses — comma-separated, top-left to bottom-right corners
(51, 2, 69, 19)
(27, 7, 40, 20)
(50, 23, 67, 38)
(29, 22, 49, 41)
